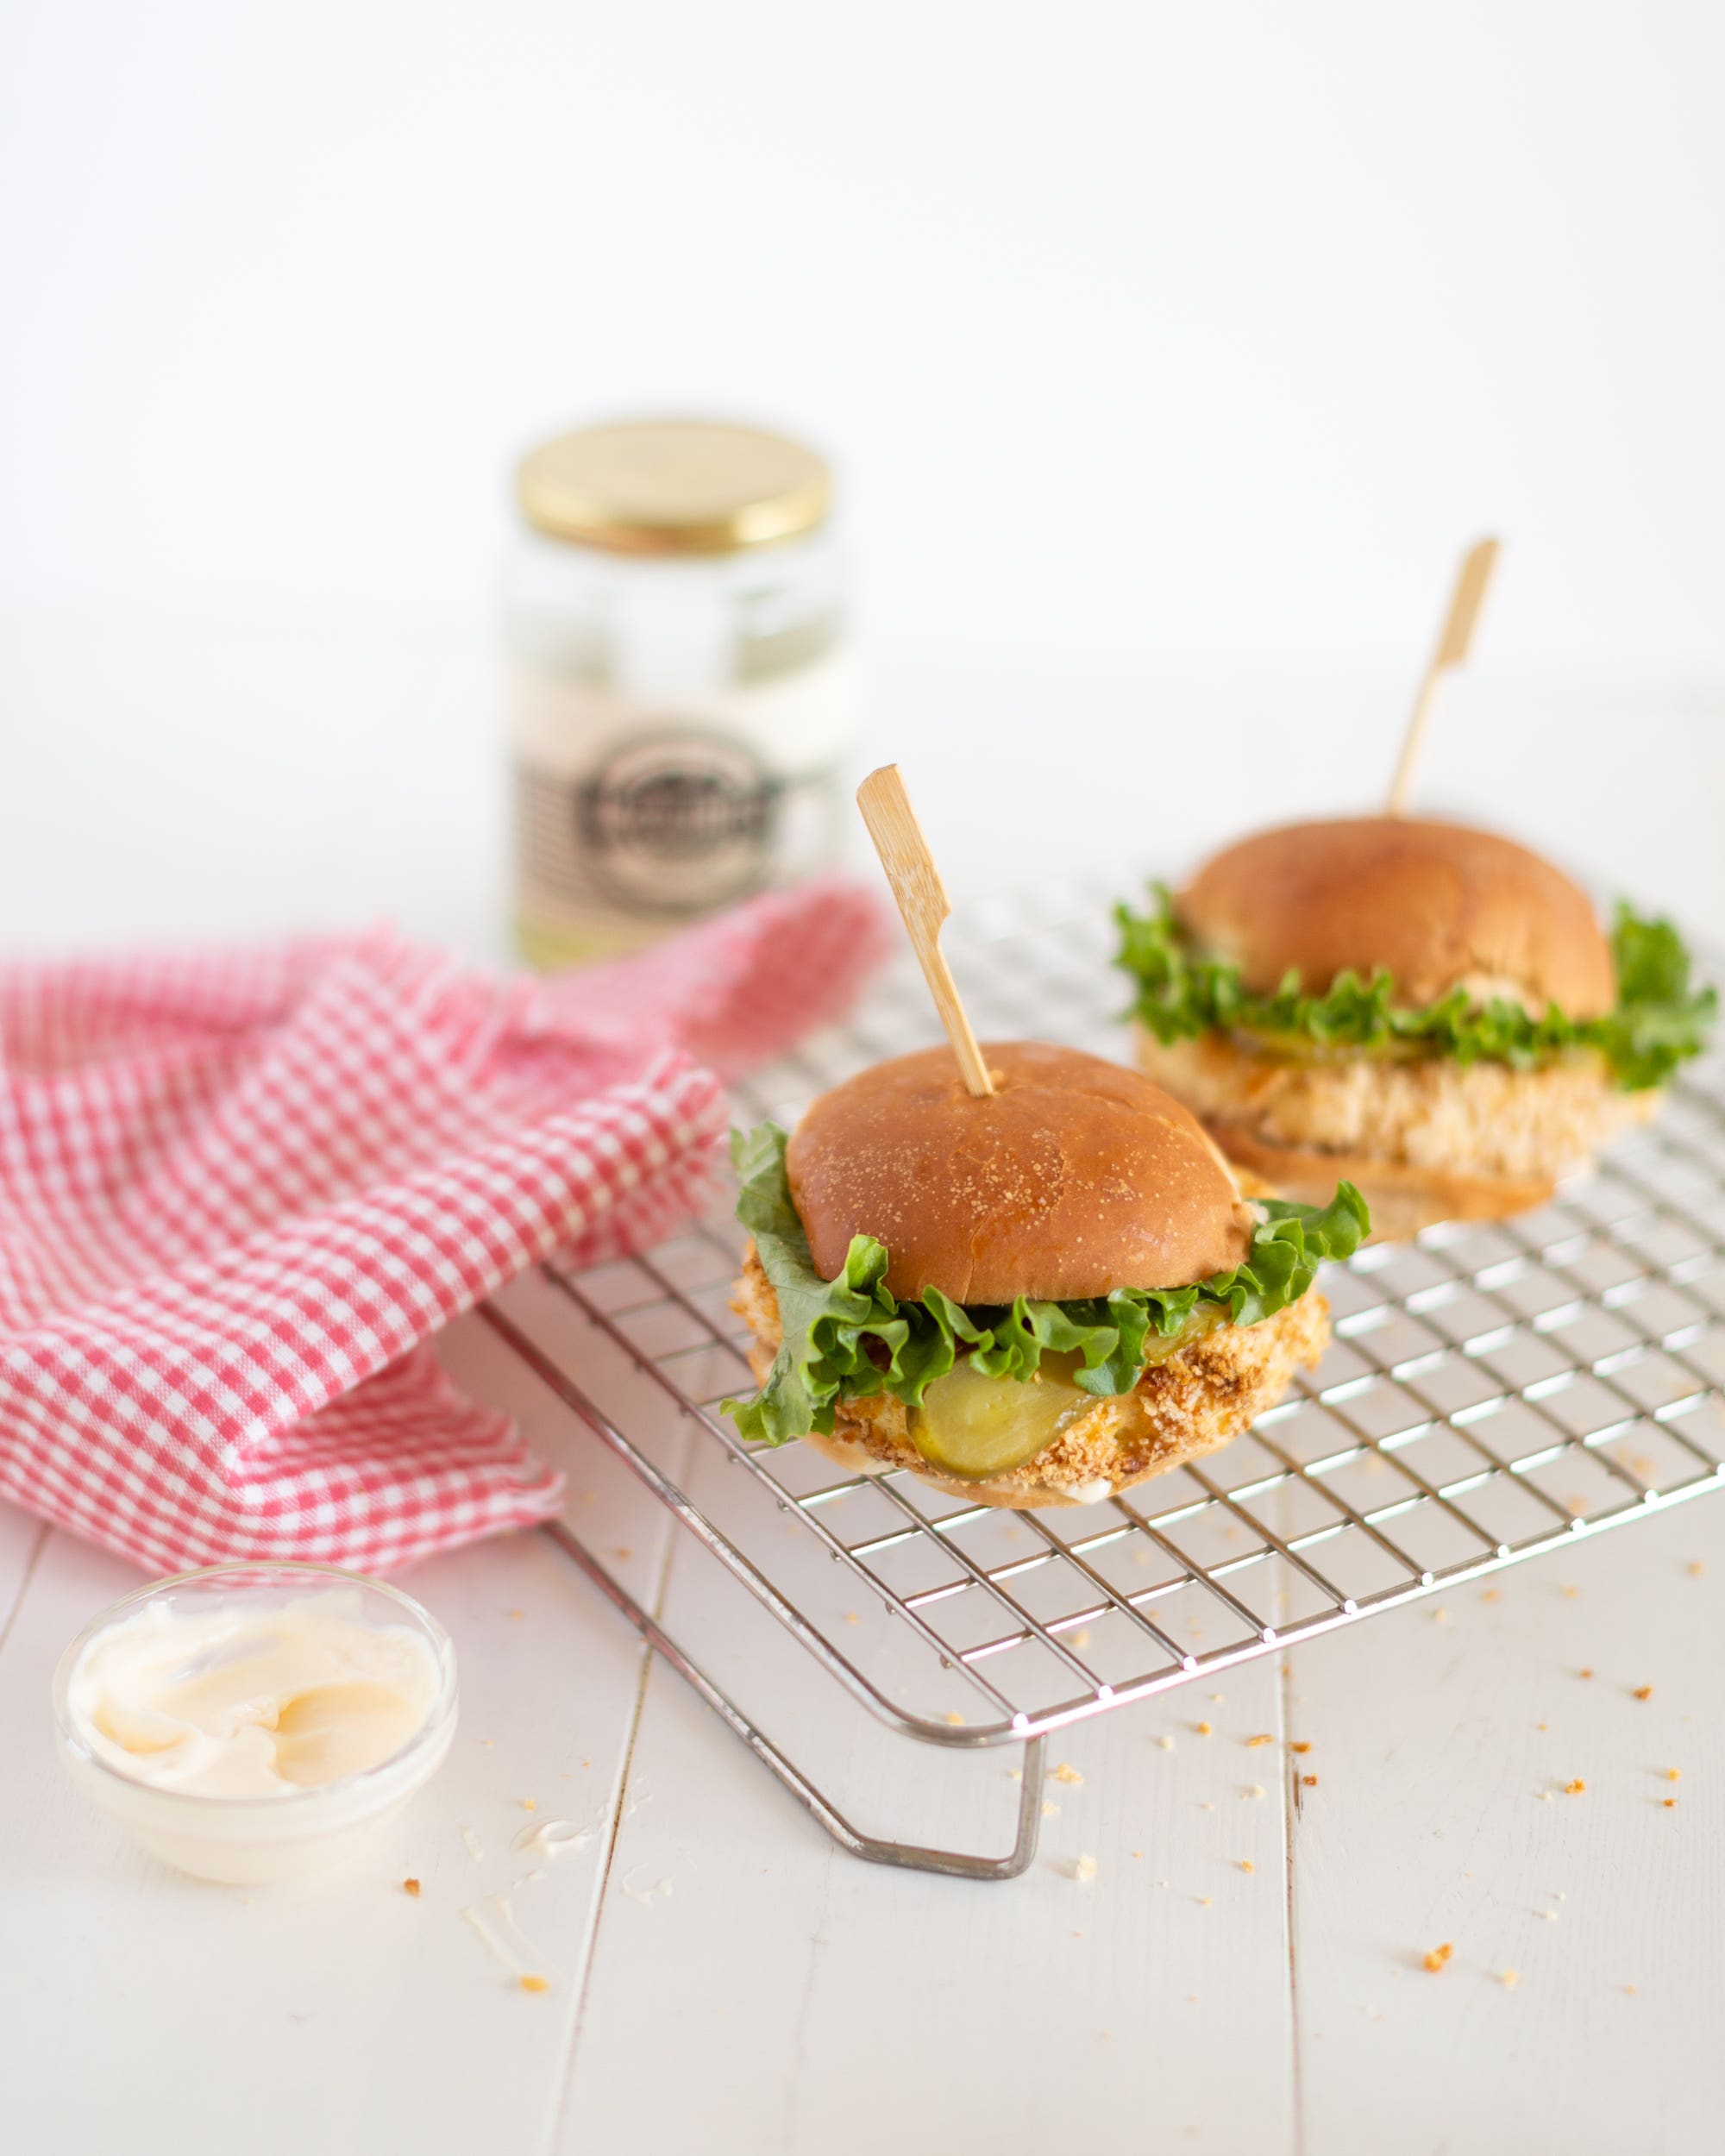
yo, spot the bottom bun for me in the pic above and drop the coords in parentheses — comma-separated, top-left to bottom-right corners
(1196, 1118, 1557, 1242)
(735, 1247, 1329, 1508)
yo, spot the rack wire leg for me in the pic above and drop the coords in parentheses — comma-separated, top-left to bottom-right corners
(545, 1520, 1045, 1882)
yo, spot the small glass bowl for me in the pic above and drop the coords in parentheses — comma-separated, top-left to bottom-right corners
(53, 1562, 459, 1886)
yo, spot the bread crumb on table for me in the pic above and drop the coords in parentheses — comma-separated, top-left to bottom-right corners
(402, 1878, 421, 1897)
(1500, 1968, 1520, 1989)
(1302, 1774, 1319, 1788)
(944, 1711, 965, 1727)
(1050, 1762, 1083, 1785)
(1195, 1721, 1213, 1737)
(1073, 1855, 1098, 1884)
(518, 1975, 551, 1994)
(1666, 1767, 1682, 1781)
(1289, 1740, 1312, 1754)
(1245, 1733, 1274, 1748)
(1633, 1685, 1653, 1701)
(1239, 1858, 1254, 1874)
(1423, 1943, 1453, 1973)
(1565, 1779, 1586, 1795)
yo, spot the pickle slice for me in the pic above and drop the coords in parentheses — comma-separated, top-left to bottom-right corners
(908, 1352, 1089, 1481)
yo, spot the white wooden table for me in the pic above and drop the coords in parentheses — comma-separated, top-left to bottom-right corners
(4, 615, 1724, 2153)
(3, 1280, 1722, 2156)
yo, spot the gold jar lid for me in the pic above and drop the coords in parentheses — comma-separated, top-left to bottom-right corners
(517, 418, 831, 556)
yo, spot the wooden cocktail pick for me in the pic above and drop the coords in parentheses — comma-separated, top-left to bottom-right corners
(1385, 536, 1502, 817)
(856, 764, 995, 1098)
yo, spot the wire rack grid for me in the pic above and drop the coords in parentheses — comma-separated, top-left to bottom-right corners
(483, 881, 1725, 1881)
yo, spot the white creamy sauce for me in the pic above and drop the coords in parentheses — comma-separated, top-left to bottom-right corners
(1046, 1477, 1113, 1505)
(66, 1589, 441, 1798)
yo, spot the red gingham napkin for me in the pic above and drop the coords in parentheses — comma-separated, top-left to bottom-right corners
(0, 881, 888, 1574)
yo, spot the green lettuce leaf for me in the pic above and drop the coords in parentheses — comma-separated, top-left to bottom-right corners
(724, 1125, 1368, 1447)
(1114, 886, 1714, 1092)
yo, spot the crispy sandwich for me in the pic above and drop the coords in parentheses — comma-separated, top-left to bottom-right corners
(724, 1041, 1365, 1507)
(1117, 816, 1715, 1240)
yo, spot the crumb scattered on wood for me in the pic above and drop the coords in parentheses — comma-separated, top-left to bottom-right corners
(1245, 1784, 1265, 1800)
(1302, 1774, 1319, 1787)
(1239, 1858, 1254, 1874)
(1050, 1762, 1083, 1785)
(1072, 1855, 1097, 1884)
(1196, 1720, 1213, 1737)
(1633, 1685, 1653, 1701)
(1042, 1802, 1060, 1819)
(522, 1798, 536, 1811)
(1289, 1740, 1312, 1754)
(1663, 1797, 1678, 1808)
(944, 1711, 965, 1727)
(1423, 1943, 1453, 1973)
(402, 1878, 421, 1897)
(1157, 1734, 1176, 1751)
(1433, 1607, 1452, 1624)
(1245, 1733, 1274, 1748)
(1500, 1968, 1520, 1989)
(1565, 1779, 1586, 1796)
(518, 1975, 550, 1994)
(1481, 1588, 1501, 1602)
(1666, 1767, 1682, 1781)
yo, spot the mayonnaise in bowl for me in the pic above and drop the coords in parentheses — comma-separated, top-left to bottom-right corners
(53, 1564, 458, 1884)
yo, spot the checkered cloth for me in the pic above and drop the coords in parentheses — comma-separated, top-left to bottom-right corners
(0, 881, 888, 1574)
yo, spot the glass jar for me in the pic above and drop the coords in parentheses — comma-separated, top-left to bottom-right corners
(505, 417, 856, 967)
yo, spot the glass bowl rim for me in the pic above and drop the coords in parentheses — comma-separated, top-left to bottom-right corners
(51, 1559, 458, 1813)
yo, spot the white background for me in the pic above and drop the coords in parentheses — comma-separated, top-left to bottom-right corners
(2, 0, 1723, 954)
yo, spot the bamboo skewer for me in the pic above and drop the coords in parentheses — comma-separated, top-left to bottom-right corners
(1385, 536, 1502, 817)
(856, 765, 995, 1098)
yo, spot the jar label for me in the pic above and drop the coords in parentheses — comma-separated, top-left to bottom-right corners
(510, 650, 855, 963)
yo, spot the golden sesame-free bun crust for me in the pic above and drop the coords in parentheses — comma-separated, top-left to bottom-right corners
(784, 1041, 1253, 1304)
(1179, 817, 1616, 1018)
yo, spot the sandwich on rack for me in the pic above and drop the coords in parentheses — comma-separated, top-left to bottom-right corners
(1115, 814, 1715, 1241)
(724, 1041, 1367, 1507)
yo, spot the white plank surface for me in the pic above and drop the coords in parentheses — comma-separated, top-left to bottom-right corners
(3, 1298, 1725, 2152)
(1290, 1500, 1725, 2156)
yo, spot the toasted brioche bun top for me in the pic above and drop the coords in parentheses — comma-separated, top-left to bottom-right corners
(785, 1041, 1253, 1304)
(1179, 816, 1615, 1018)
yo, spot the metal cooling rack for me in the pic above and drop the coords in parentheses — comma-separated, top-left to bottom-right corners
(482, 881, 1725, 1882)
